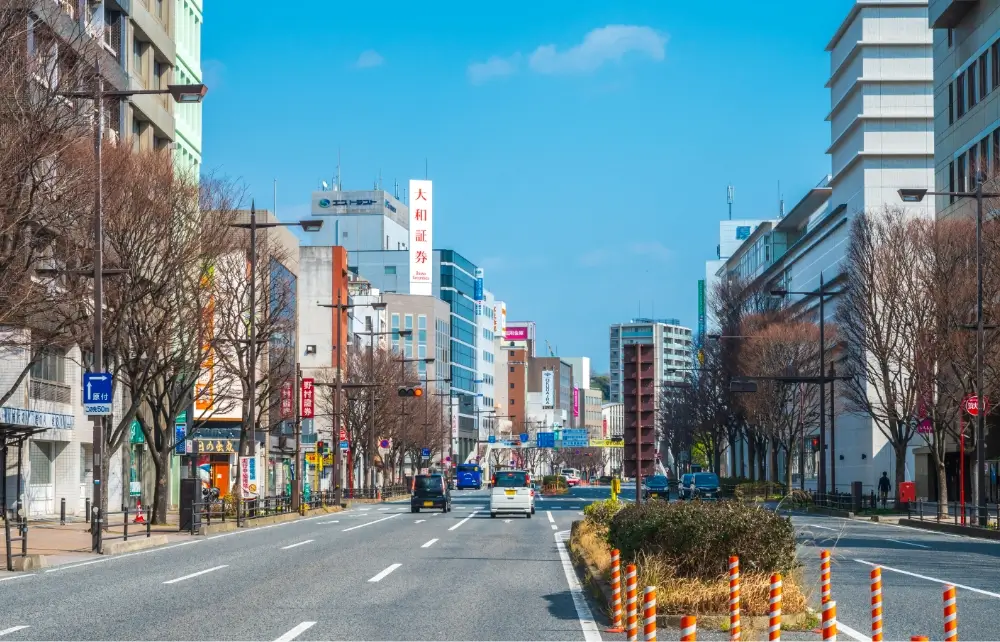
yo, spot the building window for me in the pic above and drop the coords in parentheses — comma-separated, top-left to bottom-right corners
(29, 441, 52, 485)
(958, 153, 967, 194)
(957, 74, 966, 118)
(510, 383, 515, 389)
(994, 130, 1000, 175)
(31, 348, 65, 383)
(510, 398, 515, 405)
(968, 61, 978, 108)
(949, 83, 954, 125)
(981, 53, 989, 99)
(133, 38, 142, 76)
(981, 138, 990, 177)
(510, 366, 515, 373)
(384, 265, 396, 275)
(993, 42, 1000, 91)
(948, 160, 955, 204)
(948, 29, 953, 48)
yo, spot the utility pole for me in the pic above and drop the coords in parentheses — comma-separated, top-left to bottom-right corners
(293, 364, 302, 512)
(334, 288, 344, 506)
(91, 67, 105, 551)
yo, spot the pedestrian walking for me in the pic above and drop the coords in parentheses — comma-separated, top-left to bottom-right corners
(878, 472, 891, 509)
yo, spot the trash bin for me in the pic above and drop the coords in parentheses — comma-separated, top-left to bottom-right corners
(899, 481, 916, 504)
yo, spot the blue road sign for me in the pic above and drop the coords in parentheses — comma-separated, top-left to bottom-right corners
(536, 432, 555, 448)
(421, 447, 431, 458)
(83, 372, 113, 415)
(560, 429, 589, 448)
(339, 440, 349, 450)
(519, 432, 529, 444)
(488, 435, 496, 444)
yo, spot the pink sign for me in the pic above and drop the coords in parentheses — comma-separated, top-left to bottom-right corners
(504, 326, 529, 341)
(572, 387, 580, 417)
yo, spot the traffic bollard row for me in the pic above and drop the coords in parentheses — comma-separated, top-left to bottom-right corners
(822, 599, 837, 641)
(642, 586, 656, 642)
(943, 584, 957, 642)
(768, 573, 782, 642)
(820, 550, 832, 603)
(680, 615, 697, 641)
(729, 555, 741, 642)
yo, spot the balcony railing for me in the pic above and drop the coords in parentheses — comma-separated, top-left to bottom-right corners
(29, 379, 71, 404)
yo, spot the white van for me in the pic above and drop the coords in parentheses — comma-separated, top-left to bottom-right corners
(489, 470, 534, 518)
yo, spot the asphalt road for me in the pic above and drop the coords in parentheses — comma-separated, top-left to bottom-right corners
(0, 489, 612, 642)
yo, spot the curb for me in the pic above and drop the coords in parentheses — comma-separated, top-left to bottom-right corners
(102, 535, 169, 555)
(897, 518, 1000, 540)
(198, 505, 343, 536)
(11, 554, 48, 571)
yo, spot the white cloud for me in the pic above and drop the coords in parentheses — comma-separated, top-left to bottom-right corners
(530, 25, 666, 74)
(578, 248, 614, 267)
(629, 241, 672, 262)
(469, 25, 665, 84)
(467, 54, 521, 84)
(355, 50, 384, 69)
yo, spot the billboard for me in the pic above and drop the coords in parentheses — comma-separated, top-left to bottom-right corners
(572, 387, 580, 418)
(474, 268, 484, 301)
(408, 180, 433, 296)
(542, 371, 555, 409)
(505, 326, 529, 341)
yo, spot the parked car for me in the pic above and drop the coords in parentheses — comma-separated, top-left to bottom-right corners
(678, 473, 695, 500)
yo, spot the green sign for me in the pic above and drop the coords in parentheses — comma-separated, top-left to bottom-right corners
(697, 279, 706, 340)
(129, 420, 145, 444)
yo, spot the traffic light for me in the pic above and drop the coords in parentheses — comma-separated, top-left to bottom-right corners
(811, 437, 820, 452)
(317, 441, 330, 457)
(397, 386, 424, 398)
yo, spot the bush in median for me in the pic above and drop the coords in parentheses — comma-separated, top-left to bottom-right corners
(607, 499, 796, 580)
(582, 497, 624, 530)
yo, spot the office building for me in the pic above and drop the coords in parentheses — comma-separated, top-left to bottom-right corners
(603, 402, 624, 474)
(527, 357, 574, 428)
(608, 319, 694, 403)
(475, 282, 497, 442)
(305, 189, 409, 253)
(930, 0, 1000, 219)
(173, 0, 202, 178)
(704, 220, 768, 333)
(581, 388, 603, 439)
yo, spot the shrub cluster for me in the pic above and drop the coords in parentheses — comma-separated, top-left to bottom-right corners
(607, 500, 796, 580)
(542, 475, 568, 490)
(583, 497, 624, 530)
(734, 481, 787, 499)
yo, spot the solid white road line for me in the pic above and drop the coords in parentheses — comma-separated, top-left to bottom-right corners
(421, 538, 438, 548)
(368, 563, 402, 582)
(273, 621, 316, 642)
(555, 531, 602, 642)
(415, 519, 426, 524)
(854, 559, 1000, 598)
(163, 565, 228, 585)
(0, 627, 29, 638)
(448, 510, 479, 531)
(546, 511, 555, 523)
(342, 513, 400, 532)
(800, 523, 839, 531)
(360, 508, 372, 511)
(885, 538, 931, 549)
(318, 520, 340, 524)
(836, 620, 872, 642)
(46, 539, 200, 572)
(280, 539, 314, 550)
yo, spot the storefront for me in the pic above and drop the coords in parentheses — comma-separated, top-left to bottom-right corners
(1, 407, 76, 517)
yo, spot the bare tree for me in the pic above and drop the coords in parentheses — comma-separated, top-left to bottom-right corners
(837, 207, 928, 499)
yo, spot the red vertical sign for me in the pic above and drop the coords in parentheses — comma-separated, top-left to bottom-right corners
(301, 378, 315, 419)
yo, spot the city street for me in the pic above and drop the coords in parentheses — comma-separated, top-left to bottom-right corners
(0, 490, 609, 642)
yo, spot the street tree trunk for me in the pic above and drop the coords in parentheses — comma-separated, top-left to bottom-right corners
(747, 438, 756, 482)
(150, 447, 170, 524)
(893, 442, 908, 504)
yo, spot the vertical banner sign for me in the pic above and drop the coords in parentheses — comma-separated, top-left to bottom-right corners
(492, 304, 499, 333)
(240, 456, 258, 496)
(451, 397, 459, 439)
(474, 268, 485, 317)
(500, 303, 507, 335)
(573, 387, 580, 418)
(174, 411, 188, 455)
(301, 378, 315, 419)
(280, 381, 293, 418)
(195, 281, 216, 411)
(408, 179, 433, 296)
(697, 279, 706, 341)
(542, 371, 555, 409)
(602, 418, 608, 438)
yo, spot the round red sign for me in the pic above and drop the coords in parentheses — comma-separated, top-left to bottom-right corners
(964, 395, 990, 416)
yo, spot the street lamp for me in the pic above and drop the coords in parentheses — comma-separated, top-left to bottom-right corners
(59, 68, 209, 552)
(770, 275, 842, 499)
(421, 376, 451, 468)
(317, 299, 387, 506)
(897, 181, 1000, 524)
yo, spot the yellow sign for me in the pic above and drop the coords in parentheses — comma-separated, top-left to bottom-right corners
(305, 453, 334, 466)
(590, 439, 625, 448)
(611, 477, 621, 495)
(194, 439, 236, 453)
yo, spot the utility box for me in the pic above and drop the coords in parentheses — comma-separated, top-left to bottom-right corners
(180, 478, 201, 533)
(851, 481, 863, 512)
(899, 481, 916, 504)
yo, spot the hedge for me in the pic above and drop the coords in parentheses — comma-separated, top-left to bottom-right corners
(606, 500, 797, 580)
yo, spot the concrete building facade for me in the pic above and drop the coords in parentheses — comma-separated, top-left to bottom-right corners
(608, 319, 694, 403)
(172, 0, 202, 178)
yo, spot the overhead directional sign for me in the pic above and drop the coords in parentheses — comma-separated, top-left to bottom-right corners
(536, 432, 555, 448)
(560, 429, 589, 448)
(83, 372, 113, 416)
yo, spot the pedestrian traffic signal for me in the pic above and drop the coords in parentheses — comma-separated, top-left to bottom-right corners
(317, 441, 330, 457)
(398, 386, 424, 398)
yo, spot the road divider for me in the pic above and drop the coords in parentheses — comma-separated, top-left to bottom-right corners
(768, 573, 781, 642)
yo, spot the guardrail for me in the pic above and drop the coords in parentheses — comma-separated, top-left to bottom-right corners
(91, 505, 180, 555)
(3, 512, 27, 571)
(908, 499, 1000, 529)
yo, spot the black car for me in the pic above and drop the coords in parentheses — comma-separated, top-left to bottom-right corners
(642, 474, 670, 501)
(411, 474, 452, 513)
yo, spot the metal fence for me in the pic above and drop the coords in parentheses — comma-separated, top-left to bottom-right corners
(91, 505, 179, 555)
(907, 500, 1000, 529)
(3, 511, 27, 571)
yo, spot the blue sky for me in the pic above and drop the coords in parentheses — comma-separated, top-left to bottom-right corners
(202, 0, 856, 374)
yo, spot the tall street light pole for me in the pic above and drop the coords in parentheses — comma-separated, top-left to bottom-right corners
(231, 205, 323, 461)
(57, 71, 208, 551)
(771, 275, 840, 499)
(357, 327, 408, 490)
(900, 184, 1000, 524)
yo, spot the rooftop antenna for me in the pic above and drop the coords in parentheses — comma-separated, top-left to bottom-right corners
(425, 157, 428, 180)
(321, 180, 329, 190)
(727, 184, 734, 220)
(336, 148, 342, 191)
(394, 179, 399, 199)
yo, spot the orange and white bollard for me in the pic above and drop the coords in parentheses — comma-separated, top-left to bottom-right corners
(729, 555, 741, 641)
(821, 599, 837, 641)
(768, 573, 782, 642)
(625, 563, 638, 642)
(608, 549, 624, 633)
(680, 615, 697, 642)
(943, 584, 957, 642)
(870, 567, 883, 641)
(642, 586, 656, 642)
(820, 550, 832, 603)
(911, 637, 929, 641)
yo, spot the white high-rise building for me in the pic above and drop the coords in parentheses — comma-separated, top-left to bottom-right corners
(608, 319, 694, 403)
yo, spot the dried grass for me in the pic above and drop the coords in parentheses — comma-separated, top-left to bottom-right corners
(573, 519, 613, 577)
(635, 551, 808, 616)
